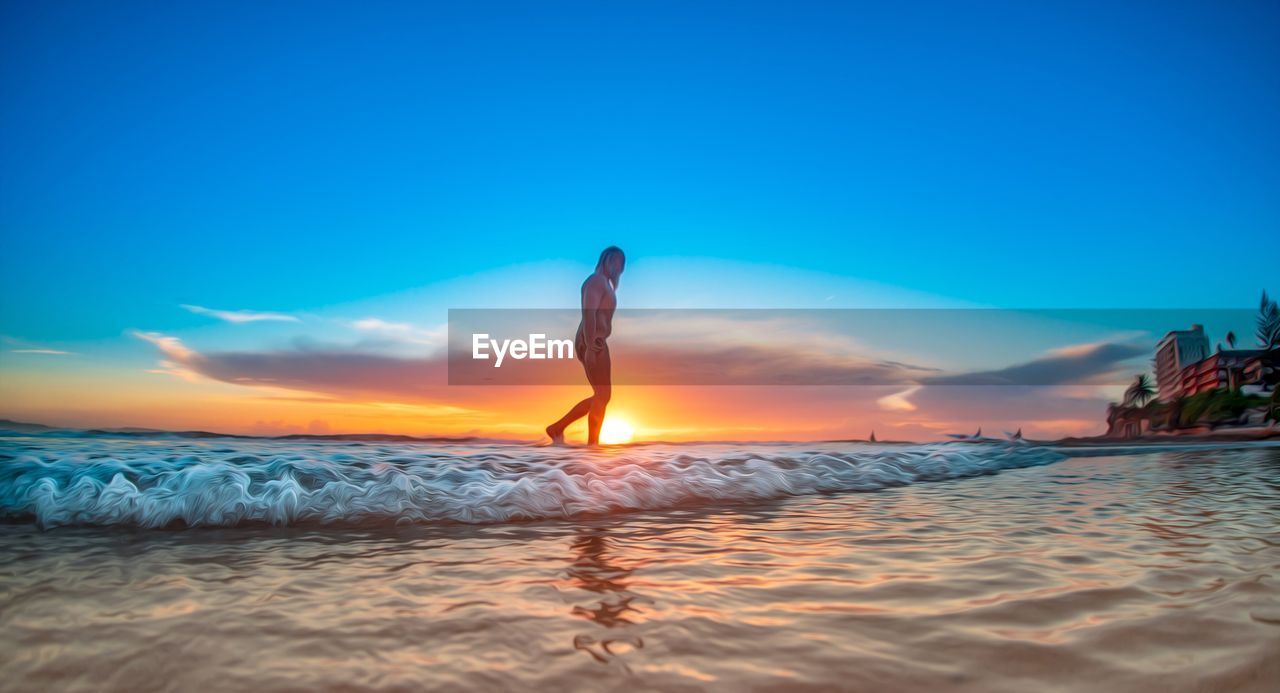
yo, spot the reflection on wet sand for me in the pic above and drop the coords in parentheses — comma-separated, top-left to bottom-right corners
(566, 528, 647, 664)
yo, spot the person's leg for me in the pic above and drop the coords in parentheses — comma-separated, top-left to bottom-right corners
(546, 344, 611, 445)
(547, 341, 597, 443)
(586, 346, 611, 446)
(546, 397, 593, 444)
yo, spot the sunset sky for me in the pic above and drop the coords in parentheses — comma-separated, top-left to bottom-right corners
(2, 2, 1277, 441)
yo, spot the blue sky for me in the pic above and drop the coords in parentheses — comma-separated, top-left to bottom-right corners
(0, 2, 1276, 438)
(3, 0, 1278, 345)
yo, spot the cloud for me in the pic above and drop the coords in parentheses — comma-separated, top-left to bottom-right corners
(899, 385, 1110, 426)
(3, 336, 75, 355)
(131, 330, 1144, 399)
(196, 349, 444, 395)
(181, 304, 299, 323)
(921, 341, 1145, 386)
(871, 339, 1146, 419)
(126, 329, 1130, 439)
(877, 386, 921, 412)
(128, 322, 1144, 445)
(350, 318, 446, 347)
(133, 331, 198, 361)
(609, 344, 935, 386)
(145, 361, 203, 382)
(131, 326, 936, 400)
(133, 331, 208, 381)
(134, 330, 451, 400)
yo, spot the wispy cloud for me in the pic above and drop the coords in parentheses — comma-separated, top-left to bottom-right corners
(3, 335, 75, 355)
(877, 386, 921, 412)
(133, 331, 198, 361)
(350, 318, 446, 347)
(144, 361, 203, 382)
(132, 331, 205, 381)
(181, 304, 299, 323)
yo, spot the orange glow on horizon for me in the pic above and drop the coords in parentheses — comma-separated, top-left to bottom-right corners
(0, 365, 1110, 442)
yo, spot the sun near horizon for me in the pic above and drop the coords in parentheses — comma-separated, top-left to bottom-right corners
(599, 416, 636, 445)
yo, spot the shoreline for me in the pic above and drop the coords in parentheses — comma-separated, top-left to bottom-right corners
(3, 417, 1278, 448)
(1051, 426, 1280, 447)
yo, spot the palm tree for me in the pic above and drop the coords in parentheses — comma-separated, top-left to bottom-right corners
(1124, 373, 1156, 408)
(1258, 290, 1280, 350)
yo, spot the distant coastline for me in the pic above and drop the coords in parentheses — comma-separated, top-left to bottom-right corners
(3, 417, 1276, 448)
(0, 418, 508, 445)
(1055, 426, 1280, 447)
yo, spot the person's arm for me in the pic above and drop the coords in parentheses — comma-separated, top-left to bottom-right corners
(581, 279, 604, 357)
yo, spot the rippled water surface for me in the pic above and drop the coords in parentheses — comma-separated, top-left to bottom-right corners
(2, 435, 1279, 692)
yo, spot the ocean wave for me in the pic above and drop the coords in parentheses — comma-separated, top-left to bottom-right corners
(0, 440, 1065, 529)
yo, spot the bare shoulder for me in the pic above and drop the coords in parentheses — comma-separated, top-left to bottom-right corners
(581, 273, 609, 294)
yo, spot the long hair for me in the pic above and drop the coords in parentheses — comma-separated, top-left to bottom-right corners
(595, 246, 625, 287)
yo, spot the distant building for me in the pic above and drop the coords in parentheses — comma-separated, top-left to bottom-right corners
(1154, 325, 1209, 401)
(1177, 349, 1262, 398)
(1243, 354, 1276, 391)
(1107, 325, 1276, 439)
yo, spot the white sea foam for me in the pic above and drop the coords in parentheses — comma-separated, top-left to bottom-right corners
(0, 436, 1066, 528)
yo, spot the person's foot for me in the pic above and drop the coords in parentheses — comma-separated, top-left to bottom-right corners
(545, 424, 566, 446)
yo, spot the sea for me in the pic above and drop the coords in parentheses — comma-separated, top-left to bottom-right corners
(2, 432, 1278, 692)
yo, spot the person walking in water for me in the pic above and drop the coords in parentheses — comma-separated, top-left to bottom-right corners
(546, 246, 625, 446)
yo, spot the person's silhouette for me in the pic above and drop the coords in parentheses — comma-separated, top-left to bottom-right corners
(546, 247, 625, 446)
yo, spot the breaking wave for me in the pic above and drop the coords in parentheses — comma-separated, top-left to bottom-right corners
(0, 438, 1065, 529)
